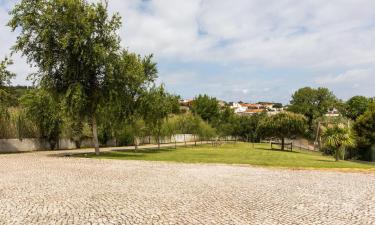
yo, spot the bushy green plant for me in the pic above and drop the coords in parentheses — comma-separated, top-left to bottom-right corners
(322, 125, 354, 161)
(353, 103, 375, 161)
(20, 89, 62, 149)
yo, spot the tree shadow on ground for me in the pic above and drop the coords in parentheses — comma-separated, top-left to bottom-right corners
(347, 160, 375, 166)
(316, 159, 335, 163)
(113, 147, 175, 154)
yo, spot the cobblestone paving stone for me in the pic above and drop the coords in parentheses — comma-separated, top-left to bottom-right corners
(0, 150, 374, 225)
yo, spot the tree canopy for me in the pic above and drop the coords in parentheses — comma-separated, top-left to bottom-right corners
(288, 87, 338, 133)
(344, 96, 371, 120)
(140, 85, 180, 149)
(235, 113, 267, 142)
(257, 112, 307, 150)
(191, 94, 220, 123)
(353, 103, 375, 161)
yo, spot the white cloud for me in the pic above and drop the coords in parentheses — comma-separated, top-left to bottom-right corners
(315, 69, 372, 84)
(314, 68, 375, 100)
(1, 0, 375, 100)
(102, 0, 375, 69)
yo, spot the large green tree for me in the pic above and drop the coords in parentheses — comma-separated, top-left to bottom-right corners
(353, 103, 375, 161)
(288, 87, 338, 133)
(191, 94, 220, 123)
(344, 96, 371, 120)
(257, 112, 307, 150)
(9, 0, 122, 155)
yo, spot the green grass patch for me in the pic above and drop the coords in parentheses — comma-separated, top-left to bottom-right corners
(78, 142, 375, 170)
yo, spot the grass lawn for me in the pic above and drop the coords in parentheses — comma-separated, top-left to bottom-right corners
(78, 142, 375, 170)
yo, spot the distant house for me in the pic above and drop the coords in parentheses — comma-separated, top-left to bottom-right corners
(241, 108, 266, 115)
(230, 101, 283, 116)
(230, 102, 263, 115)
(325, 108, 340, 117)
(230, 102, 247, 114)
(218, 100, 227, 108)
(179, 99, 193, 112)
(179, 98, 227, 112)
(180, 99, 193, 107)
(258, 102, 275, 109)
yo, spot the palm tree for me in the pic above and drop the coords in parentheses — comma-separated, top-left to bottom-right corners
(322, 125, 354, 161)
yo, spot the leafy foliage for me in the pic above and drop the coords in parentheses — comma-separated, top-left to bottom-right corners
(322, 125, 354, 161)
(191, 94, 220, 123)
(0, 57, 15, 88)
(288, 87, 338, 133)
(9, 0, 122, 154)
(140, 85, 180, 148)
(344, 96, 371, 120)
(353, 103, 375, 160)
(0, 57, 15, 109)
(20, 89, 62, 149)
(0, 57, 16, 137)
(235, 113, 267, 142)
(257, 112, 307, 150)
(214, 106, 236, 137)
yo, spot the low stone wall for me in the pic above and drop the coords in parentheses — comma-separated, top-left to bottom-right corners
(0, 135, 198, 153)
(0, 139, 48, 152)
(139, 134, 197, 145)
(0, 138, 94, 153)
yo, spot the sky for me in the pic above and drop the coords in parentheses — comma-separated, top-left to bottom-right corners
(1, 0, 375, 104)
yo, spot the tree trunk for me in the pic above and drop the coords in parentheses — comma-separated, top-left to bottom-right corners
(157, 129, 161, 150)
(92, 114, 100, 156)
(184, 134, 186, 146)
(281, 137, 285, 151)
(194, 134, 197, 146)
(335, 146, 344, 161)
(134, 137, 138, 152)
(174, 135, 177, 149)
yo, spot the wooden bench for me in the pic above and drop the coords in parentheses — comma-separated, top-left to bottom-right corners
(271, 142, 293, 151)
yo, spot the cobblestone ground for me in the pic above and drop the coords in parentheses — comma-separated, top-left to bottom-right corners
(0, 150, 374, 225)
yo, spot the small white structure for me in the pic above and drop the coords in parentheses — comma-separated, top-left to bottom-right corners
(325, 108, 340, 117)
(230, 102, 248, 114)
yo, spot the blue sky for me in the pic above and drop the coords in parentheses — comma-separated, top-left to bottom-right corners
(1, 0, 375, 104)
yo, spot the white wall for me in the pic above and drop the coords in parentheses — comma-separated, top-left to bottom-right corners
(0, 134, 200, 153)
(0, 138, 94, 153)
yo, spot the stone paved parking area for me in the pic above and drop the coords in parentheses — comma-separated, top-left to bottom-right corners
(0, 149, 374, 225)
